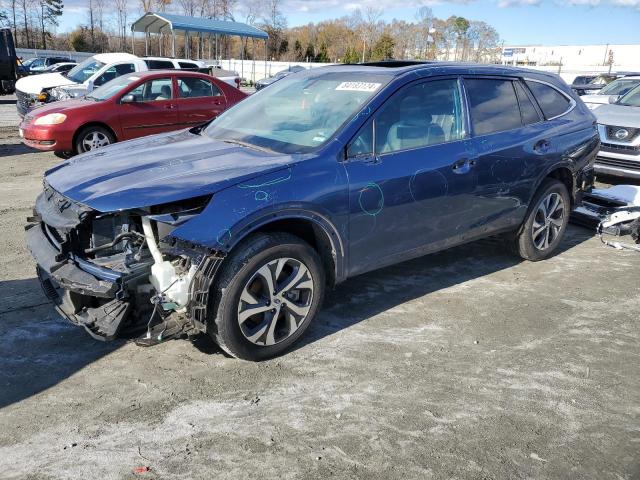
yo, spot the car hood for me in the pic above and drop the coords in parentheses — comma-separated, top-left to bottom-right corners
(572, 83, 603, 90)
(594, 104, 640, 128)
(15, 72, 77, 94)
(24, 98, 96, 118)
(45, 129, 300, 212)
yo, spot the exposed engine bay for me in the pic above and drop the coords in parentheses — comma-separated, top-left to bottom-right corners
(25, 181, 222, 343)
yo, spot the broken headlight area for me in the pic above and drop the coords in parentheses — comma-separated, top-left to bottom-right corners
(26, 186, 217, 343)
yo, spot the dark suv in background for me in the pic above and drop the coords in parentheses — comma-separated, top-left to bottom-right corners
(27, 62, 598, 360)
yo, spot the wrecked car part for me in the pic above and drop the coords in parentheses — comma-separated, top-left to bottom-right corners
(597, 207, 640, 252)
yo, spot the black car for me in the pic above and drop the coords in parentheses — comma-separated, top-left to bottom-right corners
(0, 28, 17, 95)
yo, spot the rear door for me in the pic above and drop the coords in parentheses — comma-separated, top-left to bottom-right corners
(118, 76, 179, 139)
(463, 76, 546, 233)
(176, 76, 227, 127)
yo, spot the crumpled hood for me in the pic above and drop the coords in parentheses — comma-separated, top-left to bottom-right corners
(45, 129, 299, 212)
(594, 104, 640, 128)
(15, 72, 77, 94)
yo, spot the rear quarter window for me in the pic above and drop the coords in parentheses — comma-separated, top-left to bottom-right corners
(525, 80, 572, 119)
(178, 62, 199, 70)
(145, 60, 175, 70)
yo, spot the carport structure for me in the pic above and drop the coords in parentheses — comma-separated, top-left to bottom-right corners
(130, 12, 268, 67)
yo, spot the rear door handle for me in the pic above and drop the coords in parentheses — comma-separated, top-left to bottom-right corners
(165, 104, 177, 110)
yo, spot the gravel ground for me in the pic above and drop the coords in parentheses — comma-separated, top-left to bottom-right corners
(0, 108, 639, 480)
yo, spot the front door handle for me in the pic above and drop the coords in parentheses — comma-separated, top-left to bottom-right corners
(533, 139, 550, 153)
(451, 158, 477, 174)
(165, 104, 177, 110)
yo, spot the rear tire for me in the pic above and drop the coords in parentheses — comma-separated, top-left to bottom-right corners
(54, 151, 73, 159)
(515, 178, 570, 261)
(207, 232, 325, 361)
(75, 126, 115, 154)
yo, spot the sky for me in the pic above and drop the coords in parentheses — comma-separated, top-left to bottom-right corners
(58, 0, 640, 46)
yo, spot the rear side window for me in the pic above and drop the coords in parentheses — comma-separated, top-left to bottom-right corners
(178, 62, 199, 70)
(465, 78, 522, 135)
(177, 77, 220, 97)
(525, 80, 571, 119)
(145, 60, 175, 70)
(514, 81, 541, 125)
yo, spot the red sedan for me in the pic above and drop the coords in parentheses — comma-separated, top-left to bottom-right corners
(19, 70, 246, 157)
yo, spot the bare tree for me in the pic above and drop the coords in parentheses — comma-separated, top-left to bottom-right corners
(114, 0, 128, 51)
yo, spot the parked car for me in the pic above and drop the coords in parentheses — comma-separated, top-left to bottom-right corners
(571, 75, 597, 86)
(255, 65, 306, 91)
(42, 62, 77, 74)
(25, 56, 73, 74)
(593, 84, 640, 179)
(571, 72, 640, 96)
(19, 70, 246, 157)
(26, 63, 598, 360)
(581, 76, 640, 110)
(0, 28, 17, 95)
(14, 53, 210, 116)
(208, 66, 242, 88)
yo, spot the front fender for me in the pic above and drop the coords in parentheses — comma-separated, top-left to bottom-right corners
(167, 163, 348, 267)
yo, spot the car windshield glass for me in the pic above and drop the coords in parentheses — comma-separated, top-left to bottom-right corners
(617, 85, 640, 107)
(588, 75, 613, 85)
(206, 71, 389, 154)
(66, 58, 105, 83)
(599, 79, 639, 95)
(86, 74, 142, 101)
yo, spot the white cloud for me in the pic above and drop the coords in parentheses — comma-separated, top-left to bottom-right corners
(497, 0, 542, 7)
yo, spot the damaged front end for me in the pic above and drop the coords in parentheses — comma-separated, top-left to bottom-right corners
(26, 182, 223, 342)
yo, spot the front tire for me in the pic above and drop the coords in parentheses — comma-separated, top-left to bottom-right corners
(515, 178, 570, 261)
(75, 126, 115, 154)
(208, 232, 325, 361)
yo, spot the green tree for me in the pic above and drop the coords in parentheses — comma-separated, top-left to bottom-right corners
(342, 47, 360, 64)
(315, 43, 329, 62)
(304, 43, 314, 62)
(371, 33, 394, 61)
(69, 26, 92, 52)
(39, 0, 63, 49)
(293, 39, 303, 61)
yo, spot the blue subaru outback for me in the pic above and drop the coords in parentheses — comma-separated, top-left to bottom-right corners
(27, 62, 599, 360)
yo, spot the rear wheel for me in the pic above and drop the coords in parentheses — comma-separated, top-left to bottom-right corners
(75, 126, 115, 154)
(515, 178, 570, 261)
(208, 232, 325, 361)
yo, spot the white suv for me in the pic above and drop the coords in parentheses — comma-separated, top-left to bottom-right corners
(15, 53, 207, 116)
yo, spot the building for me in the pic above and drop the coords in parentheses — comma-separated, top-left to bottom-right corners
(501, 44, 640, 70)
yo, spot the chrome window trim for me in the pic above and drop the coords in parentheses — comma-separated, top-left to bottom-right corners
(523, 77, 576, 121)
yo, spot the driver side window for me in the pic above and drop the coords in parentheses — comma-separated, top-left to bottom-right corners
(347, 79, 465, 158)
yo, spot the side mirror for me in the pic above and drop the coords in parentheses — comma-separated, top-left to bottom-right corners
(121, 94, 137, 104)
(86, 80, 94, 92)
(608, 95, 620, 104)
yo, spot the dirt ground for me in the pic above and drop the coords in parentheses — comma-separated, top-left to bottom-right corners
(0, 112, 639, 480)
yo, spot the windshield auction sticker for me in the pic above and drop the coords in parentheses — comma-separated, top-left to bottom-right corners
(335, 82, 381, 92)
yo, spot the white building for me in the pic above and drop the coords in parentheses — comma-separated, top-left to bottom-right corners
(501, 44, 640, 70)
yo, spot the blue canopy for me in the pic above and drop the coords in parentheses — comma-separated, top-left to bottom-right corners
(132, 12, 268, 40)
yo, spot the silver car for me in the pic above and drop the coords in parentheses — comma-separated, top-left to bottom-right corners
(594, 85, 640, 179)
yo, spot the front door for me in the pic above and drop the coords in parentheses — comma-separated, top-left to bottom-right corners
(118, 77, 179, 139)
(344, 78, 480, 276)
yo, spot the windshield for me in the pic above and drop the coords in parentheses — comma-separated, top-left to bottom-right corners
(87, 74, 142, 101)
(599, 78, 640, 96)
(206, 71, 389, 154)
(617, 84, 640, 107)
(66, 58, 105, 83)
(588, 75, 614, 85)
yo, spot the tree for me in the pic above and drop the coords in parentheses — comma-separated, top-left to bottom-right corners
(69, 26, 91, 51)
(39, 0, 62, 49)
(371, 33, 394, 61)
